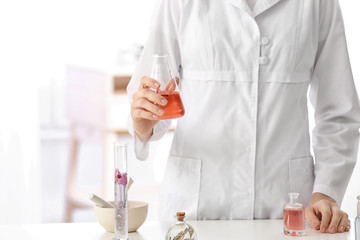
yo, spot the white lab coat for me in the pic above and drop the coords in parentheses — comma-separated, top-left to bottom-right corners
(127, 0, 360, 220)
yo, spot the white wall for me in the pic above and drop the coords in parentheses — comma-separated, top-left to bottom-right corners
(1, 0, 158, 224)
(0, 1, 43, 223)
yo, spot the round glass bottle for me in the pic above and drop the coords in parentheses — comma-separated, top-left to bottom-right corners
(165, 212, 197, 240)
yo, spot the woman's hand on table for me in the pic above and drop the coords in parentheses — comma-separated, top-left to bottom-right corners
(305, 192, 350, 234)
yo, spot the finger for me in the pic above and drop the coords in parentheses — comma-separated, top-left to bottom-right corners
(131, 108, 159, 120)
(328, 206, 342, 234)
(337, 213, 348, 233)
(133, 98, 165, 117)
(305, 207, 320, 230)
(139, 76, 160, 90)
(345, 219, 351, 232)
(133, 89, 168, 106)
(319, 205, 332, 233)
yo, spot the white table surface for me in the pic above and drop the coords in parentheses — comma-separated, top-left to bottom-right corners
(0, 220, 356, 240)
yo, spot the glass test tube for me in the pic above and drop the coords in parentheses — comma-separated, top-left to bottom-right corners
(113, 143, 128, 240)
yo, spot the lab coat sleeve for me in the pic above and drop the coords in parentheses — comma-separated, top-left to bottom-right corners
(309, 0, 360, 205)
(126, 0, 182, 160)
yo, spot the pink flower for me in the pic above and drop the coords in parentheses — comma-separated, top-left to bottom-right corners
(114, 169, 127, 186)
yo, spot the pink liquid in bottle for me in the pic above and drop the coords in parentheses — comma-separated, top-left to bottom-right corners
(283, 193, 305, 236)
(284, 209, 305, 230)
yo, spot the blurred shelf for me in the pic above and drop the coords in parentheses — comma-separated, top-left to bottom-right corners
(113, 74, 131, 94)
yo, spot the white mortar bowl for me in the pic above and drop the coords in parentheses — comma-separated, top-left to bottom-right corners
(94, 201, 148, 233)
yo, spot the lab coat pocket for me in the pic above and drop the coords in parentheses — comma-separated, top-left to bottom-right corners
(289, 156, 314, 205)
(159, 155, 202, 221)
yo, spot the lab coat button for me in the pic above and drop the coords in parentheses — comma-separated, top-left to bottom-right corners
(259, 56, 270, 65)
(261, 37, 270, 45)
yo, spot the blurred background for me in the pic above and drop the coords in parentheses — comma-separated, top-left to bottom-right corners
(0, 0, 359, 224)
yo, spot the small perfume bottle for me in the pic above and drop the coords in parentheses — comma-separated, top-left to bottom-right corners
(165, 212, 197, 240)
(356, 195, 360, 240)
(283, 192, 305, 236)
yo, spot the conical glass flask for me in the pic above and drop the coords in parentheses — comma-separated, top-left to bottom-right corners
(150, 53, 185, 119)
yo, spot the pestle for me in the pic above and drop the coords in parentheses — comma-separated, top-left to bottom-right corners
(89, 177, 134, 208)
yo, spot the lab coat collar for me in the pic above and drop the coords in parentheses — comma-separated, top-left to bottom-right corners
(253, 0, 287, 17)
(225, 0, 286, 18)
(225, 0, 253, 16)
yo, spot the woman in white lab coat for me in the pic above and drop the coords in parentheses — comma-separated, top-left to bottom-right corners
(127, 0, 360, 234)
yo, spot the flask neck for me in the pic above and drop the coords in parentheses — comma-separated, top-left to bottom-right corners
(151, 53, 173, 81)
(152, 54, 171, 71)
(153, 54, 169, 64)
(357, 199, 360, 217)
